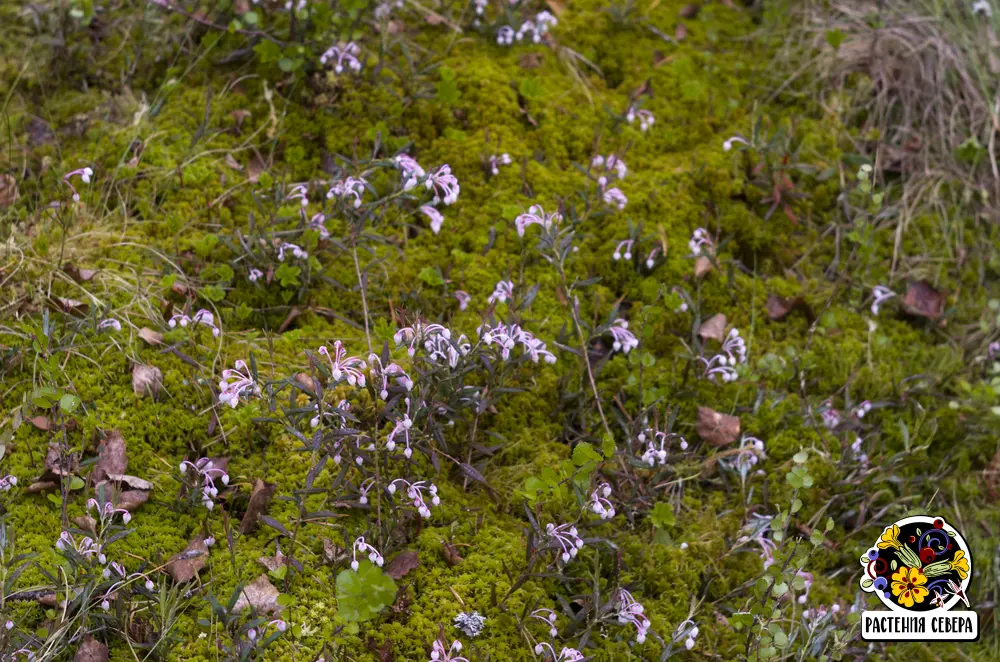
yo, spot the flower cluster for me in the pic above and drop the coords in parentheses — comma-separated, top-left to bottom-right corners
(673, 619, 699, 650)
(180, 457, 230, 510)
(534, 643, 584, 661)
(394, 322, 452, 357)
(545, 523, 584, 562)
(425, 332, 471, 368)
(531, 608, 559, 637)
(616, 589, 650, 643)
(489, 153, 512, 175)
(169, 309, 221, 337)
(515, 205, 562, 237)
(219, 360, 257, 408)
(515, 11, 557, 42)
(327, 176, 367, 208)
(368, 354, 414, 399)
(388, 479, 440, 518)
(700, 328, 747, 383)
(590, 484, 615, 519)
(318, 341, 367, 386)
(479, 322, 557, 363)
(429, 639, 469, 662)
(87, 497, 132, 524)
(386, 398, 415, 457)
(608, 318, 639, 354)
(56, 530, 101, 560)
(396, 154, 426, 190)
(351, 536, 384, 570)
(320, 42, 362, 73)
(638, 430, 687, 466)
(487, 279, 514, 305)
(427, 165, 461, 205)
(625, 105, 655, 132)
(592, 154, 627, 187)
(871, 285, 896, 315)
(0, 474, 16, 492)
(688, 227, 714, 256)
(97, 318, 121, 333)
(278, 242, 308, 261)
(420, 205, 445, 234)
(63, 166, 94, 201)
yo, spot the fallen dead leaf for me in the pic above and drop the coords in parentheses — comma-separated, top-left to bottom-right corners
(442, 541, 463, 566)
(247, 151, 268, 183)
(231, 110, 252, 132)
(322, 538, 340, 564)
(138, 327, 164, 345)
(385, 550, 420, 580)
(132, 364, 162, 400)
(29, 416, 52, 431)
(545, 0, 565, 13)
(74, 635, 108, 662)
(698, 313, 727, 343)
(54, 297, 89, 315)
(766, 294, 813, 322)
(258, 550, 289, 573)
(74, 515, 97, 534)
(294, 372, 318, 394)
(519, 52, 543, 69)
(224, 154, 243, 172)
(116, 490, 151, 512)
(62, 263, 97, 283)
(239, 479, 276, 534)
(901, 280, 945, 320)
(106, 474, 154, 491)
(44, 443, 80, 479)
(166, 536, 208, 583)
(679, 3, 700, 18)
(695, 406, 741, 446)
(675, 22, 687, 41)
(92, 430, 127, 483)
(233, 574, 282, 614)
(26, 481, 57, 493)
(0, 175, 17, 209)
(694, 256, 714, 279)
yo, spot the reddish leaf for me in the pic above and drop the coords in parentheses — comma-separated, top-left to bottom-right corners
(675, 23, 687, 41)
(901, 280, 945, 320)
(74, 636, 108, 662)
(766, 294, 813, 322)
(679, 3, 700, 18)
(442, 541, 463, 566)
(29, 416, 52, 431)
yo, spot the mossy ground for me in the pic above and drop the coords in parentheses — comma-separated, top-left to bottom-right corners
(2, 0, 1000, 660)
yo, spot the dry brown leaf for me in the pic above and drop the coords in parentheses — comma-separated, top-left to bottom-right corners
(385, 550, 420, 580)
(233, 574, 282, 614)
(239, 479, 276, 534)
(695, 406, 740, 446)
(322, 538, 340, 564)
(29, 416, 52, 431)
(92, 430, 127, 483)
(698, 313, 727, 343)
(679, 3, 700, 18)
(442, 541, 463, 566)
(26, 481, 57, 493)
(74, 636, 108, 662)
(132, 364, 162, 400)
(545, 0, 565, 13)
(247, 152, 268, 183)
(901, 280, 945, 320)
(258, 551, 288, 572)
(294, 372, 318, 394)
(106, 474, 154, 491)
(424, 13, 445, 24)
(519, 52, 543, 69)
(44, 443, 79, 478)
(766, 294, 812, 322)
(675, 22, 687, 41)
(74, 515, 97, 534)
(0, 174, 18, 209)
(224, 154, 243, 172)
(54, 297, 89, 315)
(694, 256, 714, 279)
(166, 536, 208, 583)
(138, 327, 164, 345)
(231, 110, 252, 131)
(116, 490, 151, 512)
(62, 263, 97, 283)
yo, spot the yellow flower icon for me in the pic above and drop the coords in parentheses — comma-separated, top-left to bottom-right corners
(950, 550, 970, 580)
(878, 524, 902, 550)
(891, 566, 929, 608)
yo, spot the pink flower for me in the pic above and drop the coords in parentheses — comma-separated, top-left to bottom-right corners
(395, 153, 426, 190)
(320, 41, 362, 73)
(62, 166, 93, 201)
(317, 341, 367, 386)
(419, 205, 444, 234)
(487, 279, 514, 305)
(350, 536, 384, 570)
(514, 205, 561, 237)
(388, 479, 440, 518)
(616, 589, 650, 643)
(429, 639, 469, 662)
(455, 290, 471, 311)
(425, 165, 460, 205)
(608, 318, 638, 354)
(545, 523, 584, 563)
(219, 360, 256, 408)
